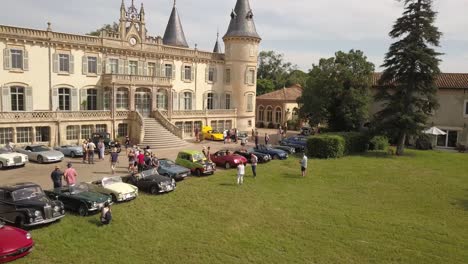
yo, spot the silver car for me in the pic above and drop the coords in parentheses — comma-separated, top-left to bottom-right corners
(0, 148, 29, 169)
(15, 145, 64, 164)
(54, 145, 84, 158)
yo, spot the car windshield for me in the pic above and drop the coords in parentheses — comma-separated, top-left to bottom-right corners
(161, 160, 175, 166)
(31, 146, 50, 152)
(72, 183, 90, 194)
(102, 176, 122, 187)
(12, 186, 45, 201)
(211, 130, 220, 134)
(192, 153, 205, 161)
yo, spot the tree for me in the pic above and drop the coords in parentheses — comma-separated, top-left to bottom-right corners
(87, 22, 119, 36)
(374, 0, 442, 155)
(285, 69, 308, 88)
(298, 50, 374, 132)
(257, 51, 294, 94)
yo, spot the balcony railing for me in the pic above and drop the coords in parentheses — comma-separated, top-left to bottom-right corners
(0, 110, 131, 123)
(102, 74, 172, 87)
(168, 109, 238, 119)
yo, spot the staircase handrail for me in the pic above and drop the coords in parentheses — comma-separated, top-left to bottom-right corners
(152, 110, 183, 139)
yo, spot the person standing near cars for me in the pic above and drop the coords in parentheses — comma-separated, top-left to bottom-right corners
(237, 162, 245, 185)
(110, 148, 119, 175)
(250, 153, 258, 178)
(300, 153, 308, 177)
(64, 162, 77, 190)
(100, 202, 112, 225)
(255, 132, 259, 148)
(265, 133, 270, 145)
(98, 140, 105, 160)
(82, 140, 88, 163)
(50, 165, 63, 189)
(87, 140, 96, 164)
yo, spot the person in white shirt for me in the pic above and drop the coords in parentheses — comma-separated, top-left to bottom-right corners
(87, 141, 96, 164)
(300, 153, 308, 177)
(237, 163, 245, 185)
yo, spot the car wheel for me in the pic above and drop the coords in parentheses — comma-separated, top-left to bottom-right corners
(195, 169, 202, 177)
(70, 151, 76, 158)
(0, 162, 3, 169)
(37, 156, 44, 164)
(273, 154, 279, 160)
(78, 204, 88, 216)
(225, 162, 231, 169)
(111, 194, 117, 203)
(15, 216, 25, 228)
(150, 185, 158, 195)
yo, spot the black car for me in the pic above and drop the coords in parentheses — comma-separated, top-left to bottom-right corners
(0, 183, 65, 227)
(122, 169, 176, 195)
(234, 149, 271, 163)
(91, 132, 122, 154)
(300, 127, 314, 136)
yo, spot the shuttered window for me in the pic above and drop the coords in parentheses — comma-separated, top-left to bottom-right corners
(11, 49, 23, 69)
(225, 94, 231, 109)
(87, 56, 98, 74)
(59, 54, 70, 72)
(247, 94, 254, 112)
(10, 86, 25, 111)
(58, 88, 71, 111)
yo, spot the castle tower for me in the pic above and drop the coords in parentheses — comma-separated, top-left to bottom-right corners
(223, 0, 261, 131)
(163, 0, 189, 48)
(118, 0, 146, 44)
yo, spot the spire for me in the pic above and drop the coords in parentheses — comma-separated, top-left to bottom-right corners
(140, 2, 145, 15)
(163, 2, 189, 48)
(224, 0, 260, 39)
(213, 30, 221, 53)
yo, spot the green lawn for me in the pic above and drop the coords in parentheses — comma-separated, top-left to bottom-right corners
(18, 150, 468, 264)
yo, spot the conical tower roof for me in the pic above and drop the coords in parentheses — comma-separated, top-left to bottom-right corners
(224, 0, 260, 39)
(213, 31, 221, 53)
(163, 1, 189, 48)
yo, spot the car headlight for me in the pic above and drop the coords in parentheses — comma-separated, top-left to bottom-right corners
(34, 210, 42, 217)
(172, 179, 176, 184)
(118, 193, 123, 198)
(26, 232, 32, 240)
(54, 206, 60, 212)
(92, 202, 97, 208)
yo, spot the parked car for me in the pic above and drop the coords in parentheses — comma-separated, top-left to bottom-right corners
(300, 127, 314, 136)
(91, 132, 122, 154)
(252, 145, 288, 160)
(86, 176, 138, 203)
(122, 169, 176, 195)
(233, 149, 271, 163)
(54, 145, 84, 158)
(0, 222, 34, 263)
(0, 183, 65, 227)
(280, 136, 308, 152)
(175, 150, 216, 176)
(269, 144, 296, 154)
(0, 148, 28, 169)
(210, 150, 248, 169)
(229, 130, 249, 143)
(14, 145, 64, 164)
(202, 126, 224, 141)
(157, 159, 191, 181)
(44, 183, 112, 217)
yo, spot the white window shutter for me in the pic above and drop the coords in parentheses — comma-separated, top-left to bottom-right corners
(80, 89, 87, 110)
(106, 58, 111, 74)
(213, 68, 217, 83)
(192, 93, 196, 110)
(97, 89, 103, 110)
(52, 53, 58, 73)
(205, 66, 209, 83)
(143, 62, 147, 76)
(118, 59, 124, 74)
(221, 93, 225, 109)
(191, 64, 195, 81)
(3, 49, 10, 70)
(179, 92, 184, 110)
(155, 62, 161, 77)
(124, 60, 128, 74)
(138, 61, 143, 76)
(172, 91, 178, 111)
(245, 68, 249, 84)
(82, 56, 88, 75)
(71, 88, 78, 111)
(2, 86, 11, 111)
(25, 86, 33, 111)
(52, 88, 58, 111)
(23, 50, 29, 71)
(97, 57, 102, 75)
(69, 55, 75, 74)
(203, 93, 207, 110)
(214, 94, 219, 109)
(171, 63, 176, 80)
(181, 65, 185, 81)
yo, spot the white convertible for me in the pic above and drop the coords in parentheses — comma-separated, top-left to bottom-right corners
(0, 148, 28, 169)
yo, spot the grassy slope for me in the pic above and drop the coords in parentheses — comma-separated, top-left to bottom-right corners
(18, 150, 468, 264)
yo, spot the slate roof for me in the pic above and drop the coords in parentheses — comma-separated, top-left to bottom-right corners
(224, 0, 260, 39)
(257, 85, 303, 101)
(163, 4, 189, 48)
(373, 73, 468, 89)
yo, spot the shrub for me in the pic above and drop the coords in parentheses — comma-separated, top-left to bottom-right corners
(307, 135, 345, 159)
(415, 135, 432, 150)
(369, 136, 389, 151)
(328, 132, 369, 154)
(267, 122, 275, 129)
(287, 119, 300, 131)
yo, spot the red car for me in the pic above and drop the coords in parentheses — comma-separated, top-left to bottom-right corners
(0, 223, 34, 263)
(210, 150, 247, 169)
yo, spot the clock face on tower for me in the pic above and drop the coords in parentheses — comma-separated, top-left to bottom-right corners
(129, 37, 137, 46)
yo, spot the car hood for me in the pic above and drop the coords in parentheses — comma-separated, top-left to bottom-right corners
(145, 175, 172, 183)
(72, 191, 109, 203)
(164, 165, 190, 174)
(37, 150, 64, 157)
(0, 226, 31, 253)
(104, 182, 137, 194)
(14, 195, 55, 208)
(0, 152, 27, 159)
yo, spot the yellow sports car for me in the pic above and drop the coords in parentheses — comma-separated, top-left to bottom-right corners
(202, 126, 224, 141)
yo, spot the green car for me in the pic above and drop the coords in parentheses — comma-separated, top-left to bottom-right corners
(175, 150, 216, 176)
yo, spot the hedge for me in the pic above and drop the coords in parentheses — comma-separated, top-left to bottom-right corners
(369, 136, 389, 151)
(327, 132, 369, 154)
(307, 135, 345, 159)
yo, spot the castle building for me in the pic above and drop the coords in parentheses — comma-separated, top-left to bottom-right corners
(0, 0, 261, 148)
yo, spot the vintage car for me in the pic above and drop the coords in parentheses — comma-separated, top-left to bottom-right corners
(229, 131, 249, 143)
(269, 144, 296, 154)
(0, 148, 28, 169)
(202, 126, 224, 141)
(122, 170, 176, 195)
(252, 145, 288, 160)
(0, 183, 65, 227)
(53, 145, 84, 158)
(91, 132, 122, 154)
(157, 159, 191, 181)
(234, 149, 271, 163)
(300, 126, 315, 136)
(0, 222, 34, 263)
(175, 150, 216, 176)
(14, 145, 64, 164)
(86, 176, 138, 202)
(280, 136, 308, 152)
(44, 183, 112, 216)
(210, 150, 248, 169)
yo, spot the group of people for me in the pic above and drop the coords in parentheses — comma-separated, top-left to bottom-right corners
(81, 139, 101, 164)
(236, 152, 258, 185)
(126, 146, 160, 174)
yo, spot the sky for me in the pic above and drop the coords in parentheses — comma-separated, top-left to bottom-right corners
(2, 0, 467, 73)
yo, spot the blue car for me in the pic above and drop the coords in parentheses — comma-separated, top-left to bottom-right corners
(251, 145, 288, 160)
(280, 136, 308, 152)
(54, 145, 84, 158)
(157, 159, 191, 181)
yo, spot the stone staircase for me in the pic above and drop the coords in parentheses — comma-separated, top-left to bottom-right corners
(140, 118, 189, 149)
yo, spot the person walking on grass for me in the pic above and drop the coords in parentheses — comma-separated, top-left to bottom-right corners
(87, 140, 96, 164)
(50, 165, 63, 189)
(237, 162, 245, 185)
(250, 153, 258, 178)
(300, 153, 308, 177)
(100, 202, 112, 225)
(110, 148, 119, 175)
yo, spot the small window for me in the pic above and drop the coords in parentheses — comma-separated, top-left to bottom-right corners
(116, 88, 129, 110)
(96, 124, 107, 133)
(118, 123, 128, 137)
(148, 62, 156, 76)
(59, 54, 70, 72)
(184, 65, 192, 81)
(87, 89, 97, 110)
(225, 69, 231, 84)
(183, 92, 192, 110)
(247, 69, 256, 85)
(464, 100, 468, 116)
(208, 67, 215, 82)
(10, 86, 25, 111)
(164, 64, 173, 78)
(248, 120, 252, 127)
(247, 94, 254, 112)
(109, 59, 119, 74)
(87, 56, 98, 74)
(66, 126, 79, 140)
(225, 94, 231, 109)
(207, 93, 214, 110)
(11, 49, 24, 69)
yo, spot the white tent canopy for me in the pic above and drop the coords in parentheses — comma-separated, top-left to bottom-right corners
(423, 126, 447, 136)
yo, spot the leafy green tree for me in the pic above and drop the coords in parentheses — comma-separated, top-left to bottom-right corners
(285, 69, 308, 88)
(298, 50, 374, 132)
(375, 0, 442, 155)
(257, 79, 276, 95)
(257, 51, 293, 94)
(87, 22, 119, 36)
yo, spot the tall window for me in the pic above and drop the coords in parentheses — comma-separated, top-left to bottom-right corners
(183, 92, 192, 110)
(266, 106, 273, 123)
(258, 106, 265, 121)
(118, 124, 128, 137)
(208, 67, 215, 82)
(157, 90, 167, 110)
(129, 60, 138, 75)
(87, 89, 97, 110)
(225, 94, 231, 109)
(11, 49, 23, 69)
(164, 64, 173, 78)
(207, 93, 214, 110)
(66, 125, 79, 140)
(81, 125, 93, 140)
(0, 128, 13, 144)
(96, 124, 107, 133)
(10, 86, 25, 111)
(247, 94, 254, 112)
(184, 65, 192, 81)
(16, 127, 32, 143)
(275, 107, 282, 124)
(58, 88, 71, 111)
(87, 56, 97, 74)
(59, 54, 70, 72)
(116, 88, 129, 109)
(247, 68, 255, 85)
(437, 130, 458, 148)
(464, 100, 468, 116)
(103, 88, 110, 110)
(148, 62, 156, 76)
(35, 127, 50, 142)
(109, 59, 118, 74)
(225, 69, 231, 84)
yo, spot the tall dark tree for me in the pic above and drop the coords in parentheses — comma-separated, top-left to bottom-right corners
(87, 22, 119, 36)
(375, 0, 442, 155)
(299, 50, 374, 131)
(285, 69, 308, 88)
(257, 51, 294, 94)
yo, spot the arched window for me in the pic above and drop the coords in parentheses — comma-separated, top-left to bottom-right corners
(58, 88, 71, 111)
(275, 107, 282, 124)
(156, 89, 168, 110)
(183, 92, 192, 110)
(87, 89, 97, 110)
(258, 106, 265, 121)
(116, 88, 129, 109)
(266, 106, 273, 123)
(10, 86, 25, 111)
